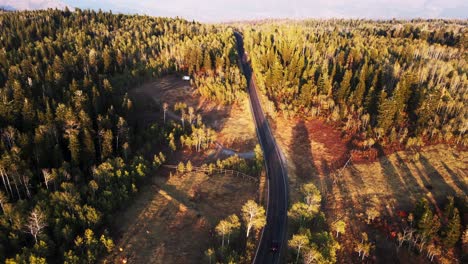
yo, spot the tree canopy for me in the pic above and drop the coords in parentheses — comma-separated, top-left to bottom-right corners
(243, 19, 467, 153)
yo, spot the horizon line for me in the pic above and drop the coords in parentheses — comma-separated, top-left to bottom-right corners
(1, 7, 467, 23)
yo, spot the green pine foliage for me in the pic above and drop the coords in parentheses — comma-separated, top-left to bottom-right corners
(0, 9, 246, 262)
(244, 20, 467, 149)
(407, 196, 466, 258)
(441, 197, 462, 248)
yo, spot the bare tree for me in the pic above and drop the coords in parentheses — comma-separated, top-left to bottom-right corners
(361, 113, 370, 129)
(181, 109, 186, 130)
(188, 106, 195, 124)
(116, 117, 129, 150)
(397, 232, 405, 250)
(2, 126, 16, 150)
(25, 208, 47, 244)
(163, 102, 169, 123)
(64, 119, 80, 136)
(0, 165, 13, 198)
(21, 173, 31, 199)
(241, 200, 266, 238)
(425, 243, 441, 262)
(414, 233, 428, 253)
(0, 190, 6, 212)
(41, 169, 55, 190)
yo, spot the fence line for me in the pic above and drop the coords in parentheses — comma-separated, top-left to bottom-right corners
(163, 164, 258, 183)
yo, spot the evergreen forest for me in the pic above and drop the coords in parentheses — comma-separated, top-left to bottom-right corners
(243, 20, 467, 158)
(0, 8, 466, 263)
(0, 9, 245, 263)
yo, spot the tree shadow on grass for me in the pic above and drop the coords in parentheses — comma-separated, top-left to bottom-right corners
(291, 120, 318, 180)
(379, 155, 416, 210)
(347, 164, 365, 187)
(393, 153, 426, 196)
(418, 154, 457, 201)
(441, 161, 467, 194)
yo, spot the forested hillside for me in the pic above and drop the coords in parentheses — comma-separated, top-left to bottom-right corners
(2, 9, 466, 263)
(243, 20, 467, 158)
(0, 9, 244, 263)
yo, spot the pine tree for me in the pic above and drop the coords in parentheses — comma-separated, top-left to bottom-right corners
(336, 69, 352, 103)
(377, 91, 396, 133)
(68, 130, 80, 167)
(442, 198, 461, 248)
(352, 62, 368, 107)
(100, 129, 113, 161)
(415, 199, 440, 240)
(203, 52, 212, 72)
(186, 160, 193, 172)
(318, 71, 332, 96)
(103, 48, 113, 73)
(81, 129, 95, 167)
(177, 162, 185, 174)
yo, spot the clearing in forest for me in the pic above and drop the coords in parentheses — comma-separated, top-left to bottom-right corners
(106, 171, 257, 263)
(130, 75, 257, 152)
(269, 114, 467, 263)
(104, 75, 260, 263)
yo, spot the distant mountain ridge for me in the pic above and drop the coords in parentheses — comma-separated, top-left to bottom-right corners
(0, 0, 70, 11)
(0, 5, 15, 11)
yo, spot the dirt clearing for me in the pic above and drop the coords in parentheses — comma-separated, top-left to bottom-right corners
(269, 114, 348, 202)
(268, 113, 467, 263)
(103, 75, 260, 263)
(106, 171, 257, 264)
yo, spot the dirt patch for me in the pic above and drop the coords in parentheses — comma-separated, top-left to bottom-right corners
(106, 171, 256, 264)
(131, 75, 196, 106)
(216, 98, 257, 152)
(130, 75, 257, 152)
(269, 114, 467, 263)
(268, 115, 348, 202)
(329, 146, 467, 263)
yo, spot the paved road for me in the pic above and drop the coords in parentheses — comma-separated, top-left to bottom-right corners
(234, 32, 289, 264)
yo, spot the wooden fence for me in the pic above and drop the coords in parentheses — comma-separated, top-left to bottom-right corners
(163, 164, 258, 183)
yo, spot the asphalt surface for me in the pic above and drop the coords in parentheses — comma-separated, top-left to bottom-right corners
(234, 32, 289, 264)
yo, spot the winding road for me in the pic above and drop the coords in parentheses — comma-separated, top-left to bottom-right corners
(234, 32, 289, 264)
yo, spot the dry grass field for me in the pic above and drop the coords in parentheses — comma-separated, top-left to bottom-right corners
(102, 76, 260, 263)
(331, 146, 466, 263)
(268, 113, 467, 263)
(105, 170, 257, 264)
(130, 75, 257, 152)
(268, 115, 348, 202)
(216, 98, 257, 152)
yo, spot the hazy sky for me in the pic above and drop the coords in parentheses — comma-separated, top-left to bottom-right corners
(3, 0, 467, 21)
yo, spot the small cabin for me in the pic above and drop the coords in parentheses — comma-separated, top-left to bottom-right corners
(182, 76, 191, 81)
